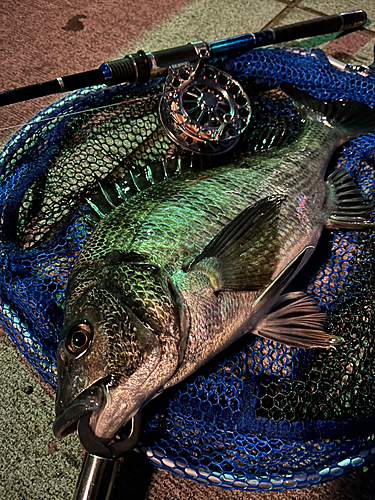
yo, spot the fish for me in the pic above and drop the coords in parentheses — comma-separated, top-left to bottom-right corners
(53, 87, 375, 444)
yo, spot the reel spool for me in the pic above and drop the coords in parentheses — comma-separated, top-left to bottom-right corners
(159, 64, 252, 155)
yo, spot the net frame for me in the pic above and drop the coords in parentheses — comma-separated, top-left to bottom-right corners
(0, 47, 374, 491)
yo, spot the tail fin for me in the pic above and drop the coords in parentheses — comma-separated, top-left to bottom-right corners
(282, 83, 375, 139)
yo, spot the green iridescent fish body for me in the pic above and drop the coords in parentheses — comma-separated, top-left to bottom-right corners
(54, 91, 375, 442)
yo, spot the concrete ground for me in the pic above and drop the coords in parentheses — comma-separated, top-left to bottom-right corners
(0, 1, 374, 499)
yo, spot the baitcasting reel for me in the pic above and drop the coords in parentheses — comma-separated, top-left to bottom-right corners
(159, 58, 252, 155)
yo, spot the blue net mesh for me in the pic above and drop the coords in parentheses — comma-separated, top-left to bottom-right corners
(0, 48, 374, 491)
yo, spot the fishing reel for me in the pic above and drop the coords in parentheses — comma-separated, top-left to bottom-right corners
(159, 54, 252, 155)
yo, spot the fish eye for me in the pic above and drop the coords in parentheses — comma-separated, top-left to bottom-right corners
(65, 323, 92, 355)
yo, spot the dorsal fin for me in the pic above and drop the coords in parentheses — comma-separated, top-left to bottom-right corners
(282, 83, 375, 139)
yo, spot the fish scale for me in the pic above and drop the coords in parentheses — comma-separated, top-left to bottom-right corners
(53, 90, 375, 443)
(1, 46, 375, 490)
(79, 121, 331, 273)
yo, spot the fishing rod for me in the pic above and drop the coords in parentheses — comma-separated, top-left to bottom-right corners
(0, 10, 368, 107)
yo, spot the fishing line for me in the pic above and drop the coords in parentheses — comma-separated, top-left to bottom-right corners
(0, 90, 167, 134)
(0, 57, 371, 136)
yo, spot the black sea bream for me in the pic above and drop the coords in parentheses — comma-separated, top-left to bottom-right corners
(53, 88, 375, 443)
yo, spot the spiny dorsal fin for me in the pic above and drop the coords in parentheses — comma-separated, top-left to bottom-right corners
(282, 83, 375, 139)
(246, 126, 293, 153)
(183, 196, 284, 292)
(79, 181, 126, 228)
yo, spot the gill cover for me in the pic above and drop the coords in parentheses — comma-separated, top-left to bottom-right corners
(54, 252, 188, 441)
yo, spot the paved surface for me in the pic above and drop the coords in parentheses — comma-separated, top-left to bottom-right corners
(0, 1, 374, 499)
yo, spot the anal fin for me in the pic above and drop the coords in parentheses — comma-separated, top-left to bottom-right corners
(254, 291, 341, 349)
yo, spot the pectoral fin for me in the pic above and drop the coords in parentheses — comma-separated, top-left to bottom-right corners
(183, 196, 284, 292)
(325, 167, 374, 229)
(254, 291, 341, 349)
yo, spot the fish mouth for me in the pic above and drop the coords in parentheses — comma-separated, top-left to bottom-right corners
(53, 383, 105, 439)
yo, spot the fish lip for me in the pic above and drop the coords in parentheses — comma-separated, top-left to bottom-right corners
(86, 341, 164, 442)
(53, 383, 105, 439)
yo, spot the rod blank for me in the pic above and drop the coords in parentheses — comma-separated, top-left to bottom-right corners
(0, 10, 368, 107)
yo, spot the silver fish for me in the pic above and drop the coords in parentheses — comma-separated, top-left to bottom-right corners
(53, 88, 375, 443)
